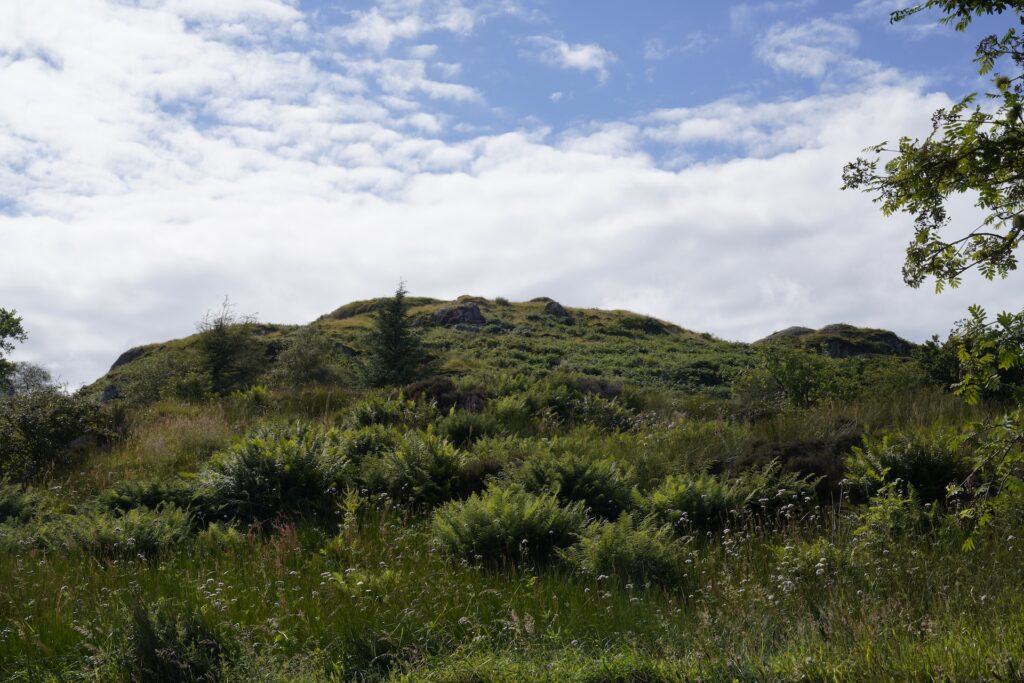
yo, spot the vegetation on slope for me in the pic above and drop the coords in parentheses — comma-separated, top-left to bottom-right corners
(1, 287, 1021, 680)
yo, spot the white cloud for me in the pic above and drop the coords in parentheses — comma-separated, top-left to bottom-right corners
(643, 32, 717, 61)
(523, 36, 617, 83)
(757, 18, 859, 78)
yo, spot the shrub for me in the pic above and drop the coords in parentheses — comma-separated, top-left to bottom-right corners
(641, 463, 814, 532)
(103, 478, 197, 513)
(437, 409, 503, 447)
(194, 298, 264, 395)
(845, 431, 973, 504)
(561, 513, 689, 588)
(433, 484, 587, 566)
(572, 394, 635, 432)
(358, 431, 463, 506)
(494, 296, 510, 306)
(732, 345, 852, 409)
(344, 394, 440, 430)
(272, 325, 341, 388)
(0, 387, 111, 481)
(338, 424, 402, 464)
(641, 473, 749, 532)
(513, 452, 637, 520)
(122, 599, 235, 682)
(35, 506, 191, 555)
(0, 481, 36, 524)
(197, 424, 351, 524)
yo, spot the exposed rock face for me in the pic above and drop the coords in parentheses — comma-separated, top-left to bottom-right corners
(110, 346, 148, 370)
(432, 302, 486, 327)
(100, 384, 122, 403)
(544, 300, 571, 319)
(817, 324, 914, 358)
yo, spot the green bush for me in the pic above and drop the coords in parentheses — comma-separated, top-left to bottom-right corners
(433, 484, 587, 566)
(344, 394, 440, 430)
(845, 432, 973, 504)
(0, 481, 36, 524)
(33, 506, 191, 555)
(198, 424, 351, 524)
(122, 599, 235, 682)
(272, 325, 341, 388)
(641, 464, 814, 532)
(0, 387, 111, 481)
(513, 452, 637, 520)
(561, 513, 689, 588)
(103, 478, 197, 513)
(358, 431, 463, 506)
(732, 345, 853, 410)
(338, 424, 402, 464)
(437, 409, 504, 447)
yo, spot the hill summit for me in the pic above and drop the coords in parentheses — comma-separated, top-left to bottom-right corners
(86, 296, 914, 403)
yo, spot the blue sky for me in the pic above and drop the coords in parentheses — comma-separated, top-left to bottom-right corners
(0, 0, 1021, 387)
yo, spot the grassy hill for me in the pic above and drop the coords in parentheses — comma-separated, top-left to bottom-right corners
(87, 295, 917, 405)
(6, 294, 1024, 681)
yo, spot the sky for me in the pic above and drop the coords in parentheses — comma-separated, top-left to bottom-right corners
(1, 0, 1021, 388)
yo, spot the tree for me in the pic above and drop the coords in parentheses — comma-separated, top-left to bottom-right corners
(4, 363, 55, 396)
(363, 282, 429, 387)
(842, 0, 1024, 400)
(0, 308, 26, 391)
(195, 297, 263, 395)
(273, 325, 340, 387)
(842, 2, 1024, 538)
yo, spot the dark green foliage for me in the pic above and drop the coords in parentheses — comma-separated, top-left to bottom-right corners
(25, 506, 191, 555)
(0, 387, 110, 481)
(194, 298, 264, 395)
(641, 464, 815, 532)
(197, 424, 351, 524)
(438, 409, 504, 447)
(513, 452, 637, 520)
(914, 335, 962, 391)
(363, 283, 430, 387)
(846, 432, 974, 504)
(123, 599, 234, 682)
(733, 345, 852, 409)
(0, 308, 26, 391)
(433, 484, 587, 566)
(0, 481, 36, 524)
(344, 393, 440, 430)
(562, 513, 688, 588)
(358, 431, 463, 506)
(338, 424, 402, 464)
(404, 376, 486, 412)
(272, 325, 340, 387)
(103, 478, 197, 513)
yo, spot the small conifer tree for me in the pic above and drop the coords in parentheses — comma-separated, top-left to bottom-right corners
(364, 282, 428, 387)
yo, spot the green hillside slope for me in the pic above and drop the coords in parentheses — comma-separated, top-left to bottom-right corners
(86, 295, 913, 404)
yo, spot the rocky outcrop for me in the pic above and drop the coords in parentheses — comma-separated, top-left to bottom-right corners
(110, 346, 148, 370)
(756, 324, 914, 358)
(544, 300, 571, 319)
(432, 302, 486, 327)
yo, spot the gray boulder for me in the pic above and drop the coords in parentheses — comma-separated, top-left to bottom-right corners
(432, 302, 486, 327)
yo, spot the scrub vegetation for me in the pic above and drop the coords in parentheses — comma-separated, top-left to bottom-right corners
(1, 288, 1022, 681)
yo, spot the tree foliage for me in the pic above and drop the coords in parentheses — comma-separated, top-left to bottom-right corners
(844, 1, 1024, 540)
(0, 308, 26, 390)
(195, 297, 263, 395)
(843, 1, 1024, 402)
(363, 283, 429, 387)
